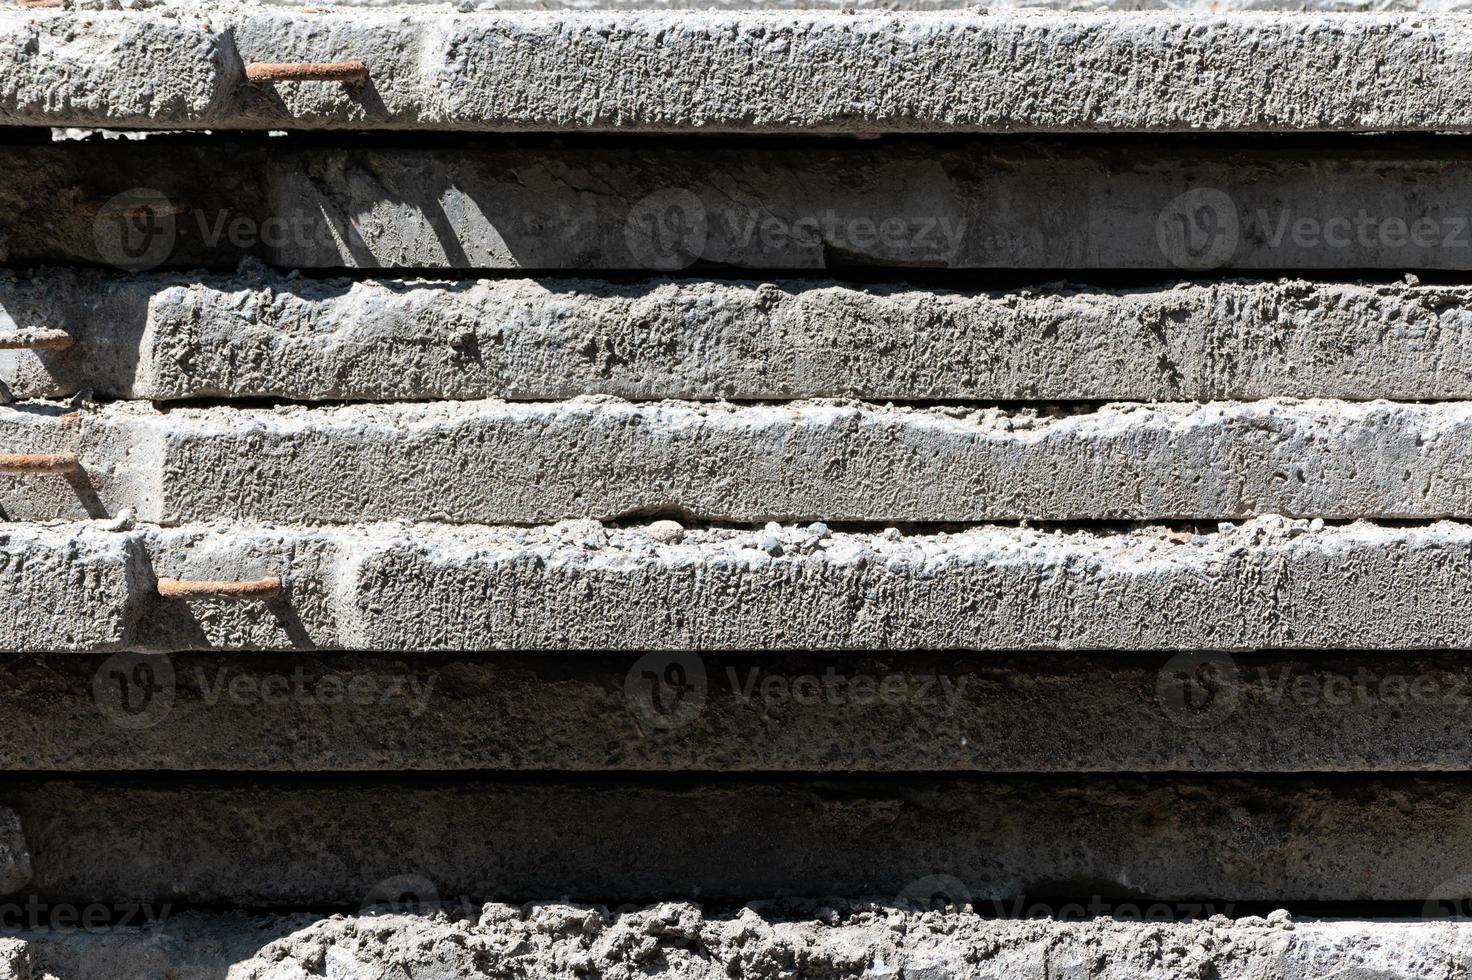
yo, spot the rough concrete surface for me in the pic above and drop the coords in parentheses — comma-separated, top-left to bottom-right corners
(7, 516, 1472, 651)
(7, 7, 1472, 133)
(1, 906, 1468, 980)
(5, 774, 1472, 904)
(15, 272, 1472, 403)
(7, 396, 1472, 524)
(18, 650, 1472, 772)
(17, 135, 1472, 269)
(0, 523, 137, 652)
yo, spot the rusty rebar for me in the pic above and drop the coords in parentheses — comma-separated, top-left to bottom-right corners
(0, 452, 81, 475)
(156, 577, 283, 601)
(245, 60, 368, 84)
(0, 329, 74, 352)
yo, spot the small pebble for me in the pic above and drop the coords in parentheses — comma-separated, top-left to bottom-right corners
(809, 522, 831, 539)
(760, 536, 784, 557)
(1309, 518, 1325, 532)
(646, 520, 685, 544)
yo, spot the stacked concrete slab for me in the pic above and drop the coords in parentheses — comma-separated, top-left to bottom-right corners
(0, 0, 1471, 976)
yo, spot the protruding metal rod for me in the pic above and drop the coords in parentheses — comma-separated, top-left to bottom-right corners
(0, 329, 74, 352)
(245, 61, 368, 84)
(0, 453, 81, 475)
(157, 577, 283, 601)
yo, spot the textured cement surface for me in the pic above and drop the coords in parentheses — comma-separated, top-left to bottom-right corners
(4, 774, 1472, 903)
(18, 136, 1472, 269)
(0, 523, 137, 652)
(5, 516, 1472, 652)
(7, 397, 1472, 524)
(0, 907, 1467, 980)
(21, 650, 1472, 772)
(7, 7, 1472, 133)
(15, 272, 1472, 403)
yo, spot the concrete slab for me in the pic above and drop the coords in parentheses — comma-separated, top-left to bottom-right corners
(6, 7, 1472, 133)
(6, 516, 1472, 652)
(8, 273, 1472, 403)
(3, 774, 1472, 904)
(14, 650, 1472, 772)
(13, 137, 1472, 269)
(5, 397, 1472, 524)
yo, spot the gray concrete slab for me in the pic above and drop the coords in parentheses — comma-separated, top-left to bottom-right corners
(6, 516, 1472, 652)
(6, 7, 1472, 133)
(9, 272, 1472, 403)
(3, 774, 1472, 904)
(15, 650, 1472, 772)
(5, 397, 1472, 524)
(14, 137, 1472, 270)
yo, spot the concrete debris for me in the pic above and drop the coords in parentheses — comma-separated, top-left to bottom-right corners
(1, 905, 1468, 980)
